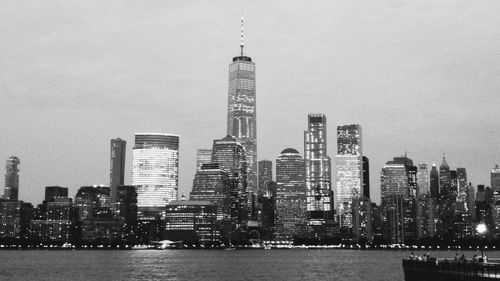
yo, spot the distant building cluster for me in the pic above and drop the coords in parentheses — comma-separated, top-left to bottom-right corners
(2, 25, 499, 248)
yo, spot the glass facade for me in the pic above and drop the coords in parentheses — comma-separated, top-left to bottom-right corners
(190, 163, 231, 221)
(335, 124, 363, 229)
(227, 55, 257, 202)
(304, 114, 332, 226)
(258, 160, 272, 192)
(275, 148, 307, 240)
(417, 163, 429, 196)
(110, 138, 126, 204)
(430, 164, 439, 199)
(196, 149, 212, 170)
(132, 133, 179, 214)
(4, 156, 20, 201)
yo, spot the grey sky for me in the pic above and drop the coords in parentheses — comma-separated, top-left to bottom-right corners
(1, 0, 500, 205)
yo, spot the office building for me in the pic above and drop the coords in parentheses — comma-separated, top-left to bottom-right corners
(227, 18, 257, 200)
(362, 156, 370, 200)
(275, 148, 307, 240)
(132, 133, 179, 219)
(430, 164, 439, 199)
(4, 156, 20, 201)
(417, 163, 429, 196)
(258, 160, 273, 192)
(110, 138, 126, 204)
(196, 149, 213, 170)
(335, 124, 363, 230)
(45, 186, 68, 203)
(304, 114, 332, 236)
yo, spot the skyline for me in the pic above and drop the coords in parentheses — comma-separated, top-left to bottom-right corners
(2, 1, 500, 205)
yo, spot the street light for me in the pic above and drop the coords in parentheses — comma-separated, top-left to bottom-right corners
(476, 222, 487, 257)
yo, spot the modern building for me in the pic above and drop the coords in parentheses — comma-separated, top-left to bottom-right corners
(258, 160, 273, 192)
(164, 200, 219, 245)
(457, 168, 467, 205)
(417, 163, 429, 196)
(31, 197, 78, 244)
(430, 164, 439, 199)
(226, 18, 257, 201)
(304, 114, 332, 237)
(132, 133, 179, 219)
(4, 156, 20, 201)
(190, 163, 231, 222)
(210, 136, 248, 227)
(380, 156, 418, 244)
(196, 149, 213, 170)
(362, 156, 370, 200)
(44, 186, 68, 203)
(439, 154, 451, 197)
(335, 124, 363, 231)
(74, 185, 112, 221)
(275, 148, 307, 240)
(110, 138, 126, 204)
(492, 165, 500, 192)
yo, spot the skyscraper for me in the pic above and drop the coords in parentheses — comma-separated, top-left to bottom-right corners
(132, 133, 179, 218)
(4, 156, 20, 201)
(439, 154, 451, 197)
(275, 148, 307, 240)
(417, 163, 429, 196)
(335, 124, 363, 230)
(196, 149, 213, 170)
(211, 135, 248, 227)
(226, 18, 257, 199)
(44, 186, 68, 203)
(491, 165, 500, 192)
(456, 168, 467, 205)
(304, 114, 332, 236)
(430, 164, 439, 199)
(110, 138, 126, 204)
(258, 160, 272, 192)
(362, 156, 370, 200)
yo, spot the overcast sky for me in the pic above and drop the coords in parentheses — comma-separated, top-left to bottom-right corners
(1, 0, 500, 205)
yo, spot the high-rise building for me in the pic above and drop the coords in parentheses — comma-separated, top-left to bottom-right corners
(304, 114, 332, 236)
(44, 186, 68, 203)
(4, 156, 20, 201)
(110, 138, 126, 204)
(335, 124, 363, 230)
(190, 163, 231, 221)
(211, 136, 248, 228)
(439, 154, 451, 197)
(491, 165, 500, 192)
(275, 148, 307, 240)
(132, 133, 179, 219)
(380, 156, 418, 244)
(362, 156, 370, 200)
(226, 18, 257, 200)
(430, 164, 439, 199)
(457, 168, 467, 204)
(417, 163, 429, 196)
(258, 160, 272, 192)
(196, 149, 213, 170)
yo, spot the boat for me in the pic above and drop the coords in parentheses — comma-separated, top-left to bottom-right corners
(402, 258, 500, 280)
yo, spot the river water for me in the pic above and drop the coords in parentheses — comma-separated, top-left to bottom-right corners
(0, 249, 495, 280)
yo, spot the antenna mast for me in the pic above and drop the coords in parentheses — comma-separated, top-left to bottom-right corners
(240, 16, 244, 56)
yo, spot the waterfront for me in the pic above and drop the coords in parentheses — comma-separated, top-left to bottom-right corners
(1, 249, 497, 281)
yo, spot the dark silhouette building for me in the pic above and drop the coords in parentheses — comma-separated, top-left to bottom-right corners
(110, 138, 126, 205)
(45, 186, 68, 203)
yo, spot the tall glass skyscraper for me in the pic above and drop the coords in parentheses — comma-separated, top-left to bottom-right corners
(304, 114, 332, 233)
(335, 124, 363, 229)
(275, 148, 307, 240)
(132, 133, 179, 218)
(110, 138, 126, 204)
(4, 156, 20, 201)
(226, 19, 257, 200)
(430, 163, 439, 199)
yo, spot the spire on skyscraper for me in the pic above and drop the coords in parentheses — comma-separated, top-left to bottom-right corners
(240, 16, 244, 56)
(440, 153, 449, 169)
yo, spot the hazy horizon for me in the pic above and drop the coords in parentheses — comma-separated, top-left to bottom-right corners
(2, 0, 500, 205)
